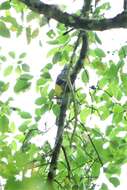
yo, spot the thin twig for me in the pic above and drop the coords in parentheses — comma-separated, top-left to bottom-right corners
(67, 0, 92, 146)
(80, 121, 103, 167)
(70, 32, 88, 145)
(61, 145, 71, 179)
(54, 179, 66, 190)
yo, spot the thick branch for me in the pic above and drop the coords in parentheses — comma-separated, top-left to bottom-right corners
(71, 32, 88, 83)
(47, 93, 69, 182)
(21, 0, 127, 31)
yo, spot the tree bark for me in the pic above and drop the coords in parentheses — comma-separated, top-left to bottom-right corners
(21, 0, 127, 31)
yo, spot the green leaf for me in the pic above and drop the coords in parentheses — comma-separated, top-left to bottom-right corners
(40, 85, 49, 97)
(113, 104, 123, 113)
(107, 80, 122, 100)
(76, 147, 87, 164)
(92, 59, 106, 75)
(15, 151, 29, 168)
(91, 162, 100, 177)
(52, 52, 62, 64)
(106, 64, 118, 80)
(10, 122, 16, 132)
(1, 15, 22, 36)
(62, 49, 69, 61)
(99, 105, 110, 120)
(19, 52, 27, 59)
(47, 47, 59, 57)
(26, 26, 31, 44)
(0, 81, 9, 93)
(26, 12, 39, 22)
(47, 29, 56, 38)
(0, 2, 11, 10)
(109, 177, 120, 187)
(94, 32, 102, 44)
(81, 69, 89, 83)
(31, 28, 39, 38)
(15, 65, 22, 74)
(19, 121, 31, 132)
(94, 2, 111, 16)
(95, 48, 106, 57)
(0, 115, 9, 133)
(52, 104, 60, 117)
(5, 178, 22, 190)
(80, 108, 91, 122)
(22, 64, 30, 72)
(48, 35, 69, 45)
(20, 74, 33, 80)
(19, 111, 32, 119)
(45, 63, 52, 70)
(121, 73, 127, 95)
(19, 124, 27, 132)
(8, 51, 16, 59)
(35, 97, 47, 105)
(48, 89, 54, 99)
(14, 79, 31, 93)
(0, 21, 10, 38)
(119, 45, 127, 58)
(113, 112, 123, 124)
(0, 55, 7, 62)
(106, 164, 121, 175)
(100, 183, 108, 190)
(4, 65, 13, 76)
(35, 105, 49, 119)
(37, 78, 47, 86)
(57, 23, 66, 32)
(42, 72, 51, 80)
(105, 125, 113, 136)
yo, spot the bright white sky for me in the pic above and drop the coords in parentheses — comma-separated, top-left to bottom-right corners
(0, 0, 127, 189)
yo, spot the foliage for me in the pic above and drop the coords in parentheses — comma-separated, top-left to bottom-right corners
(0, 0, 127, 190)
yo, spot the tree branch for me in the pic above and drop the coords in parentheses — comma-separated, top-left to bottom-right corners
(47, 92, 69, 182)
(21, 0, 127, 31)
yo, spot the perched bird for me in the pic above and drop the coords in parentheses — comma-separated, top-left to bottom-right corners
(55, 65, 69, 98)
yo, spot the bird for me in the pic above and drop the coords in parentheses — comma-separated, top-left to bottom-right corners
(55, 65, 69, 98)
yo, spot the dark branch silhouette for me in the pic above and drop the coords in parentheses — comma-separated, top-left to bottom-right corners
(21, 0, 127, 31)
